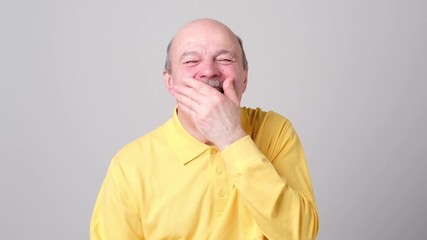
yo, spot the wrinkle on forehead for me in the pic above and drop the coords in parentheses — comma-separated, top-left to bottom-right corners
(171, 19, 241, 59)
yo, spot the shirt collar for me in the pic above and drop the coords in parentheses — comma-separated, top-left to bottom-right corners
(164, 107, 253, 165)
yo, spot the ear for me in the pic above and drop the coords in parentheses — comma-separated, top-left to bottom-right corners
(241, 70, 248, 93)
(163, 70, 174, 93)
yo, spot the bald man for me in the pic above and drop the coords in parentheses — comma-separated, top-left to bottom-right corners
(91, 19, 319, 240)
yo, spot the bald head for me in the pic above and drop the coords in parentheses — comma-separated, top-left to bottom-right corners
(164, 19, 248, 73)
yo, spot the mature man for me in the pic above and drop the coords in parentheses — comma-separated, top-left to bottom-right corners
(91, 18, 319, 239)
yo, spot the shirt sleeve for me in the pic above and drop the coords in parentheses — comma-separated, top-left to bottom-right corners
(90, 156, 144, 240)
(221, 116, 319, 240)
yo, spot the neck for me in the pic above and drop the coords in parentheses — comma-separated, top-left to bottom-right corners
(176, 108, 212, 145)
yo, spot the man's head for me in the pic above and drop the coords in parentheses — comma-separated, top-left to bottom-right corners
(163, 19, 249, 100)
(164, 25, 249, 74)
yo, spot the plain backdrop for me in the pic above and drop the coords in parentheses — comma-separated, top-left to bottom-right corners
(1, 0, 426, 239)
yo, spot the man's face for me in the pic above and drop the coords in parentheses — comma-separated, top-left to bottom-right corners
(164, 20, 248, 100)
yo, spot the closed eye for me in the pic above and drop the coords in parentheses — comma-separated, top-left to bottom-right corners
(217, 58, 235, 64)
(180, 51, 201, 66)
(184, 60, 198, 63)
(183, 60, 200, 66)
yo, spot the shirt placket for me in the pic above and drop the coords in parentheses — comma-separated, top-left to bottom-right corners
(210, 147, 229, 218)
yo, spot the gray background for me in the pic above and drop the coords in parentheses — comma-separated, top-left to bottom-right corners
(1, 0, 426, 239)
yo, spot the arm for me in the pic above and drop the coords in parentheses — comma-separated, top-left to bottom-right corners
(90, 156, 144, 240)
(171, 77, 318, 239)
(221, 114, 319, 240)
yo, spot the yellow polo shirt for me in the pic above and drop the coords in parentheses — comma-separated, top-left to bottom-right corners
(90, 107, 318, 240)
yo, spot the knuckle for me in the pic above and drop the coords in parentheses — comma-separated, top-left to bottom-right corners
(210, 94, 222, 104)
(195, 81, 204, 91)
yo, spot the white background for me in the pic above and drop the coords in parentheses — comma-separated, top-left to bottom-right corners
(1, 0, 426, 239)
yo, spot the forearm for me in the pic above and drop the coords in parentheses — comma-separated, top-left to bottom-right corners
(221, 136, 319, 240)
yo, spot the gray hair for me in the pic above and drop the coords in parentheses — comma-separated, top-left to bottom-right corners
(164, 35, 249, 73)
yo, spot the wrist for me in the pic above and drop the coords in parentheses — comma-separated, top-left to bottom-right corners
(217, 128, 247, 151)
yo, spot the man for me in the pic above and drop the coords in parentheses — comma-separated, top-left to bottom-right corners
(91, 18, 319, 239)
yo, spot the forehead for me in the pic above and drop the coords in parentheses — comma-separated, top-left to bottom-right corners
(171, 21, 240, 56)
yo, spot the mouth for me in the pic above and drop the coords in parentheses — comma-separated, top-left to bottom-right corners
(206, 79, 224, 94)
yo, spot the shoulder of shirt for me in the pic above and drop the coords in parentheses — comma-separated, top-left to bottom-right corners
(109, 120, 169, 166)
(241, 107, 300, 161)
(241, 106, 294, 130)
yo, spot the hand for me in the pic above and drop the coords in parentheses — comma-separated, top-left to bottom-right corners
(170, 77, 247, 150)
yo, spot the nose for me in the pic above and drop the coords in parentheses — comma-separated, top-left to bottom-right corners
(195, 59, 221, 80)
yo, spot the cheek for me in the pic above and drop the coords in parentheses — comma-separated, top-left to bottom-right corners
(168, 69, 188, 85)
(235, 83, 245, 95)
(177, 67, 199, 79)
(234, 74, 248, 94)
(225, 63, 246, 75)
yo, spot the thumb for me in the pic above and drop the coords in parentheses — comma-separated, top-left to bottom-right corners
(222, 78, 239, 104)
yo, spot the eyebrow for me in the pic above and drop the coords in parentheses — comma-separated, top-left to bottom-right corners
(179, 51, 199, 61)
(216, 50, 236, 58)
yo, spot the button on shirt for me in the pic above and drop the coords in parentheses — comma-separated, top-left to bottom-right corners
(90, 107, 319, 240)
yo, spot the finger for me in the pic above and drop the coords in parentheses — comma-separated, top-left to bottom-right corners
(177, 102, 196, 116)
(173, 83, 203, 105)
(222, 78, 239, 104)
(170, 87, 198, 113)
(181, 77, 218, 96)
